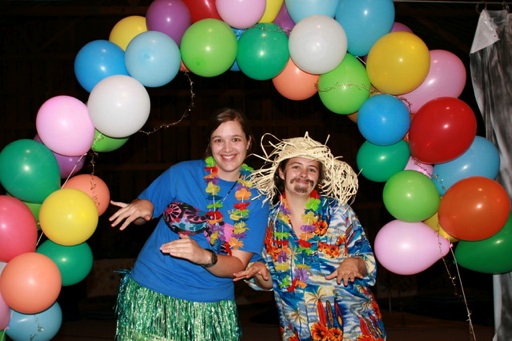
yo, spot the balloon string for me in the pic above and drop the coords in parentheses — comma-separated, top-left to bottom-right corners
(61, 153, 88, 187)
(138, 72, 195, 135)
(441, 247, 477, 341)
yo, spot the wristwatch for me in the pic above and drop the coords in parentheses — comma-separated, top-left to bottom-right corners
(202, 249, 218, 268)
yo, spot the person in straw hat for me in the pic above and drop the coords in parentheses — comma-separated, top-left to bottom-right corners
(234, 132, 386, 341)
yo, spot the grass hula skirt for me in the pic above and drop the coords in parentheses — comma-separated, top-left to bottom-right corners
(116, 275, 241, 341)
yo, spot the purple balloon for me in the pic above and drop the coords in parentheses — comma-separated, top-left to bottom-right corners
(54, 152, 86, 179)
(273, 3, 295, 34)
(146, 0, 191, 45)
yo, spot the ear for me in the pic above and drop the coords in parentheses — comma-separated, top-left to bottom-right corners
(278, 168, 285, 180)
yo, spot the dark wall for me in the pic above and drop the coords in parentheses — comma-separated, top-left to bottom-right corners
(0, 2, 492, 310)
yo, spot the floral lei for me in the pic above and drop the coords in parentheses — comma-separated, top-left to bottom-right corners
(266, 190, 332, 292)
(204, 156, 253, 255)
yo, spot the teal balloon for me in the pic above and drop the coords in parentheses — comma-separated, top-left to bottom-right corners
(237, 23, 289, 81)
(383, 170, 440, 222)
(455, 212, 512, 274)
(0, 139, 60, 203)
(37, 240, 93, 286)
(318, 54, 370, 114)
(356, 140, 410, 182)
(181, 18, 237, 77)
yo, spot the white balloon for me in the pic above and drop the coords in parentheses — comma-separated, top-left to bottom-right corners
(288, 15, 347, 74)
(87, 75, 151, 138)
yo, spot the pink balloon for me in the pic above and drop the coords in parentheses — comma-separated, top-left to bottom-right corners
(374, 220, 451, 275)
(0, 291, 9, 330)
(273, 3, 295, 34)
(146, 0, 191, 45)
(391, 22, 413, 33)
(400, 50, 467, 113)
(0, 196, 38, 263)
(36, 95, 95, 156)
(216, 0, 267, 29)
(404, 156, 433, 178)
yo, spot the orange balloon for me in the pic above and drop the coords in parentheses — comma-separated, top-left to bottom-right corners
(272, 58, 319, 101)
(0, 252, 61, 314)
(438, 177, 511, 241)
(62, 174, 110, 215)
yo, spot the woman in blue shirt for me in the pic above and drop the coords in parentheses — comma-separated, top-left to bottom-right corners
(109, 108, 269, 341)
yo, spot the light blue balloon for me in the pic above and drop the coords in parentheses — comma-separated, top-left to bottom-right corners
(285, 0, 339, 23)
(6, 302, 62, 341)
(432, 136, 501, 195)
(125, 31, 181, 88)
(74, 40, 129, 92)
(357, 94, 410, 146)
(335, 0, 395, 56)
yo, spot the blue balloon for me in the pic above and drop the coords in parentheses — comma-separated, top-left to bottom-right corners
(335, 0, 395, 56)
(74, 40, 129, 92)
(125, 31, 181, 88)
(432, 136, 501, 195)
(6, 302, 62, 341)
(357, 94, 410, 146)
(285, 0, 339, 23)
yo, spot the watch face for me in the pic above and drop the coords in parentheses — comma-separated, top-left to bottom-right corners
(163, 202, 208, 235)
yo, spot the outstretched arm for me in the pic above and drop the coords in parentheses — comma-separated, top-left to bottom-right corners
(109, 199, 154, 230)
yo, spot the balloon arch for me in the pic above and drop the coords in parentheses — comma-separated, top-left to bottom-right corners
(0, 0, 510, 338)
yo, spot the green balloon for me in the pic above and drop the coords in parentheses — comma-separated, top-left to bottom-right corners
(455, 213, 512, 274)
(37, 240, 93, 286)
(181, 19, 237, 77)
(0, 139, 60, 203)
(237, 23, 289, 81)
(383, 170, 440, 222)
(356, 140, 410, 182)
(92, 130, 129, 153)
(318, 53, 371, 115)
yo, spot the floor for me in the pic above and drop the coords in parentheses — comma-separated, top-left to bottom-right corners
(20, 299, 494, 341)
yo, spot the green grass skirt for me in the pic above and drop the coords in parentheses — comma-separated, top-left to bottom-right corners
(115, 275, 241, 341)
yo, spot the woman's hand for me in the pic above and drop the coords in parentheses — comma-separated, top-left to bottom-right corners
(109, 199, 154, 230)
(326, 257, 367, 286)
(160, 234, 210, 265)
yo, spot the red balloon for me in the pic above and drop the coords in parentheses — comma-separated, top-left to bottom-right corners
(438, 176, 511, 241)
(408, 97, 477, 164)
(0, 195, 38, 262)
(182, 0, 221, 23)
(0, 252, 62, 314)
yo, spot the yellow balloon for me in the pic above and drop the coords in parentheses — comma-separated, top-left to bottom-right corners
(424, 212, 458, 243)
(109, 15, 147, 50)
(366, 32, 430, 95)
(259, 0, 284, 23)
(39, 188, 99, 246)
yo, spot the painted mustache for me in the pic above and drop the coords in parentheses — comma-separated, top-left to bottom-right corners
(290, 177, 314, 187)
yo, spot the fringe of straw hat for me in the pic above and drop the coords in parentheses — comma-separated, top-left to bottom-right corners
(250, 132, 359, 205)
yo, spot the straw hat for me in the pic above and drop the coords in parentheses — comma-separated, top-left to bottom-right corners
(251, 132, 359, 204)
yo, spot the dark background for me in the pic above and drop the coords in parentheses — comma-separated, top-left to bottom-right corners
(0, 0, 499, 324)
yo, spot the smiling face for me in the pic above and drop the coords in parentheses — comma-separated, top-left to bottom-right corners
(210, 120, 250, 181)
(278, 157, 321, 198)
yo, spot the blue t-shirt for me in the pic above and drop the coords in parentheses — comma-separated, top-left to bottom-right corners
(130, 160, 269, 302)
